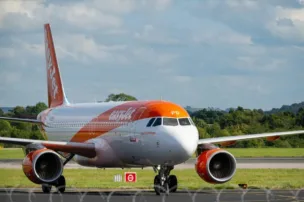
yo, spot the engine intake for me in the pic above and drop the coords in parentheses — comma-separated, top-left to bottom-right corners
(22, 149, 63, 184)
(195, 148, 236, 184)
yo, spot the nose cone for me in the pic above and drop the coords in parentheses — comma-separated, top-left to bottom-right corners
(177, 126, 199, 157)
(165, 126, 199, 163)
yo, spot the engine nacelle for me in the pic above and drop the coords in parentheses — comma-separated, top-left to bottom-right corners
(22, 148, 63, 184)
(195, 148, 236, 184)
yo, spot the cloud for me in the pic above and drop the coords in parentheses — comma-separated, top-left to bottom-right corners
(1, 0, 304, 110)
(131, 47, 178, 67)
(134, 24, 181, 45)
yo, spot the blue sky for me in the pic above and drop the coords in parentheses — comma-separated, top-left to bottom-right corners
(0, 0, 304, 110)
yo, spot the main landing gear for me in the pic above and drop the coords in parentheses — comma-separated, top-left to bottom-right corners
(42, 175, 66, 193)
(41, 153, 73, 194)
(153, 165, 178, 195)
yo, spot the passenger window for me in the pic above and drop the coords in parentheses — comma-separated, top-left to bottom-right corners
(146, 118, 156, 127)
(163, 118, 178, 126)
(152, 118, 162, 127)
(179, 118, 191, 126)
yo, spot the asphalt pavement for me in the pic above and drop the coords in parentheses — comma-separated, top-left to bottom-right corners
(0, 188, 303, 202)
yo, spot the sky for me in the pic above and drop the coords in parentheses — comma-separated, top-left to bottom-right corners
(1, 0, 304, 110)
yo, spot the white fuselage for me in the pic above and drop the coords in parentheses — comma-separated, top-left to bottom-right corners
(37, 101, 199, 168)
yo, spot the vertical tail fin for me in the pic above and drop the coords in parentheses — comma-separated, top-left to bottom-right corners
(44, 23, 69, 108)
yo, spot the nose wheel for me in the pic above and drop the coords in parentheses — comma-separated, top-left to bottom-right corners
(153, 165, 178, 195)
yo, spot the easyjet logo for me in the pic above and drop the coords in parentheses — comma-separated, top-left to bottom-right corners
(109, 107, 136, 121)
(45, 33, 59, 99)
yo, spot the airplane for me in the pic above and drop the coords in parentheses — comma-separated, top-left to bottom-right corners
(1, 23, 304, 195)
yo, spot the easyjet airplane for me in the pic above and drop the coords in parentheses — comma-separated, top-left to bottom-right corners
(1, 23, 304, 195)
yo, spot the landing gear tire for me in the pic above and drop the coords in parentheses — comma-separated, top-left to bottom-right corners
(168, 175, 178, 193)
(153, 166, 176, 195)
(42, 184, 52, 193)
(154, 175, 170, 195)
(55, 175, 66, 193)
(154, 175, 161, 195)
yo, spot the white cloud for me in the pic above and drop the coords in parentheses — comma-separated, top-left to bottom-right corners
(154, 0, 172, 10)
(91, 0, 136, 13)
(191, 20, 253, 45)
(0, 0, 122, 31)
(1, 0, 303, 109)
(235, 56, 286, 72)
(265, 7, 304, 42)
(54, 3, 121, 29)
(132, 47, 178, 67)
(52, 34, 128, 64)
(134, 24, 180, 45)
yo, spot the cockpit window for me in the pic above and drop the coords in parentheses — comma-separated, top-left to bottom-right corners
(188, 118, 195, 125)
(146, 118, 156, 127)
(152, 118, 162, 127)
(163, 118, 178, 126)
(179, 118, 191, 126)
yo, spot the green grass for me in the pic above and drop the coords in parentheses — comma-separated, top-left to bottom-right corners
(0, 168, 303, 189)
(1, 148, 304, 159)
(0, 148, 24, 159)
(225, 148, 304, 158)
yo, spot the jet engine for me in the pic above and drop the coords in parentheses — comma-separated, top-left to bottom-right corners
(22, 148, 63, 184)
(195, 148, 236, 184)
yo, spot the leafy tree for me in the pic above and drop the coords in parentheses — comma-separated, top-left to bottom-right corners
(192, 108, 224, 124)
(192, 117, 207, 128)
(26, 102, 48, 118)
(0, 120, 11, 131)
(197, 127, 210, 139)
(29, 131, 45, 140)
(105, 93, 137, 102)
(0, 108, 4, 116)
(15, 122, 32, 131)
(296, 108, 304, 127)
(11, 106, 26, 118)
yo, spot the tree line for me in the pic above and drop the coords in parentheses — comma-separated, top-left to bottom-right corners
(0, 93, 304, 148)
(191, 106, 304, 148)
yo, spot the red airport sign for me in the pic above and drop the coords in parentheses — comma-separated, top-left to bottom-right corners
(124, 172, 137, 182)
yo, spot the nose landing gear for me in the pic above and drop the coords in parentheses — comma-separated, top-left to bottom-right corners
(153, 165, 178, 195)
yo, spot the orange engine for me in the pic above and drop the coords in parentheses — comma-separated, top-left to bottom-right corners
(22, 148, 63, 184)
(195, 148, 237, 184)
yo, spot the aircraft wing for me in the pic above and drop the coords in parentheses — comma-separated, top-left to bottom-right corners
(0, 137, 96, 158)
(0, 117, 44, 125)
(198, 130, 304, 145)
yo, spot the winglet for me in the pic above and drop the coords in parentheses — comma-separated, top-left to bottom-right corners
(44, 23, 69, 108)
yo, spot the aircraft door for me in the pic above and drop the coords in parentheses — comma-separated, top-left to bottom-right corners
(128, 107, 147, 164)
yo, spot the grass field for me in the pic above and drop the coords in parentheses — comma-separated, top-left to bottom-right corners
(0, 168, 303, 189)
(225, 148, 304, 158)
(0, 148, 24, 159)
(0, 148, 304, 159)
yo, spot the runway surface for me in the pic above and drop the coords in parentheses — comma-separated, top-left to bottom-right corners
(0, 188, 303, 202)
(1, 158, 304, 169)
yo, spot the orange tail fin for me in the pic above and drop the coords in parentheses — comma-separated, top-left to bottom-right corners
(44, 23, 69, 108)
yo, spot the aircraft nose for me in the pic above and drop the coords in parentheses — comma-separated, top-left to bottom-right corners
(171, 126, 199, 159)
